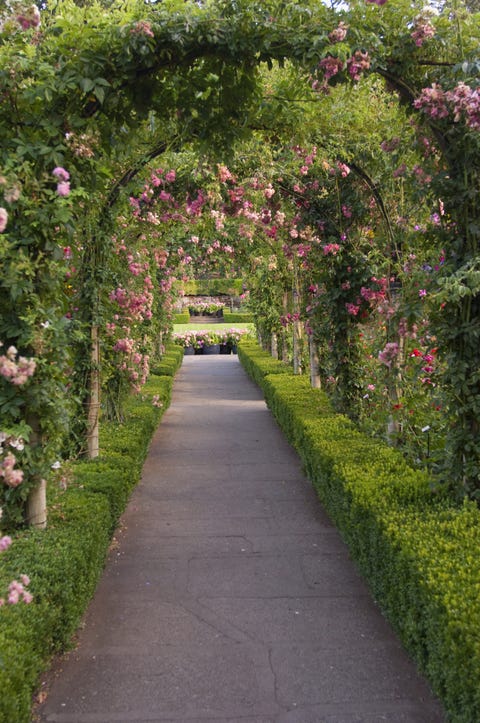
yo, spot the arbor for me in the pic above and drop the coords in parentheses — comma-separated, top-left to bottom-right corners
(1, 0, 480, 528)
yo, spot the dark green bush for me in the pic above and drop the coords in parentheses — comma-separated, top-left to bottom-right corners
(0, 371, 178, 723)
(149, 344, 183, 377)
(237, 340, 290, 386)
(223, 310, 254, 323)
(183, 278, 244, 295)
(238, 340, 480, 723)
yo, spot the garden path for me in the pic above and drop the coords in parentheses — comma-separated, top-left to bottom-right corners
(36, 355, 445, 722)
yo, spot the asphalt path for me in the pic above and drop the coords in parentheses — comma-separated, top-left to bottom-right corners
(36, 355, 446, 723)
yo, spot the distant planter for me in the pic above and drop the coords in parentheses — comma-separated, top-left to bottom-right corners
(184, 346, 195, 355)
(204, 344, 221, 355)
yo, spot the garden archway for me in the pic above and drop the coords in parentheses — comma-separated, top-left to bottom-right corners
(1, 0, 480, 527)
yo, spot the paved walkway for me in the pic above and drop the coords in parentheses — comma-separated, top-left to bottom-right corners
(36, 356, 445, 723)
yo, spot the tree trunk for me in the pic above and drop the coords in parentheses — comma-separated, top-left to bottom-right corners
(87, 324, 100, 459)
(26, 478, 47, 529)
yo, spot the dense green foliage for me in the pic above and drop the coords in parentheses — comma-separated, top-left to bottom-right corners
(182, 279, 244, 296)
(222, 310, 254, 323)
(0, 368, 176, 722)
(238, 339, 480, 722)
(172, 311, 191, 324)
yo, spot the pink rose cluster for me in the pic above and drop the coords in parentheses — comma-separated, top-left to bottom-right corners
(0, 344, 36, 385)
(378, 342, 400, 368)
(414, 82, 480, 131)
(0, 451, 23, 488)
(16, 4, 40, 30)
(130, 20, 154, 38)
(52, 167, 70, 196)
(1, 576, 33, 606)
(411, 16, 436, 47)
(0, 207, 7, 233)
(0, 509, 32, 607)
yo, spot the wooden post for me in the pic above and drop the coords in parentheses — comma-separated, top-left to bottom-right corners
(271, 332, 278, 359)
(309, 336, 321, 388)
(26, 478, 47, 529)
(25, 413, 47, 528)
(87, 324, 100, 459)
(292, 284, 302, 375)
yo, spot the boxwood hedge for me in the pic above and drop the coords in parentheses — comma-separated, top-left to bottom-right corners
(238, 339, 480, 723)
(0, 347, 181, 723)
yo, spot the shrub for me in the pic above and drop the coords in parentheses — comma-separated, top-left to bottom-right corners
(237, 339, 291, 386)
(172, 311, 190, 324)
(238, 340, 480, 723)
(149, 343, 183, 376)
(0, 370, 178, 722)
(223, 310, 254, 323)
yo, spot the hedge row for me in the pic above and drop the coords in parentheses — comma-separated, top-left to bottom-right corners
(0, 349, 181, 723)
(172, 311, 190, 324)
(223, 310, 254, 323)
(150, 343, 183, 377)
(238, 340, 480, 723)
(182, 278, 244, 295)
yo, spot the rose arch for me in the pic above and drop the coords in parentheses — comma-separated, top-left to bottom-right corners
(1, 0, 480, 530)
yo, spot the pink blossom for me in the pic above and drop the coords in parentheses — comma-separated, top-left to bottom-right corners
(52, 167, 70, 182)
(0, 346, 36, 385)
(56, 182, 70, 197)
(130, 20, 154, 37)
(413, 84, 449, 119)
(7, 579, 32, 604)
(0, 208, 8, 233)
(319, 56, 345, 81)
(113, 338, 135, 354)
(0, 535, 12, 552)
(345, 303, 360, 316)
(218, 165, 235, 183)
(0, 452, 24, 488)
(378, 342, 399, 368)
(380, 137, 400, 152)
(347, 51, 370, 81)
(16, 5, 41, 29)
(411, 20, 435, 47)
(446, 82, 480, 131)
(392, 164, 407, 178)
(323, 243, 340, 255)
(165, 170, 176, 183)
(328, 22, 348, 43)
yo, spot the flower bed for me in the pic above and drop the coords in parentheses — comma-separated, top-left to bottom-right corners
(173, 328, 251, 353)
(237, 339, 480, 723)
(185, 298, 225, 316)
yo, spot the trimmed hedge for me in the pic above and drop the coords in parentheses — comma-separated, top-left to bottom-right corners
(237, 340, 291, 386)
(238, 339, 480, 723)
(0, 361, 180, 722)
(172, 311, 190, 324)
(223, 310, 254, 323)
(149, 343, 183, 377)
(182, 278, 244, 295)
